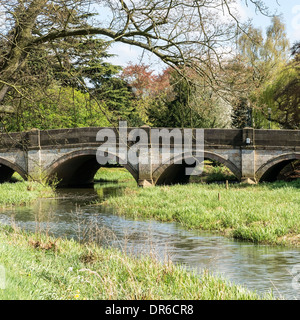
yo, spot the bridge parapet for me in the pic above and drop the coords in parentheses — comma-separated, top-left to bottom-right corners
(1, 127, 299, 149)
(255, 130, 300, 148)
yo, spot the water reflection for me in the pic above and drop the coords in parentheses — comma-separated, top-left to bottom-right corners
(0, 183, 299, 300)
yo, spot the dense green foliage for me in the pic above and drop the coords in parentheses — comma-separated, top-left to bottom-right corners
(1, 16, 298, 131)
(229, 16, 293, 129)
(0, 1, 298, 131)
(262, 42, 300, 129)
(231, 97, 252, 129)
(1, 7, 142, 131)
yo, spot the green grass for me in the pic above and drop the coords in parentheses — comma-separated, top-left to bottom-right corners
(0, 181, 55, 207)
(103, 180, 300, 246)
(0, 225, 274, 300)
(94, 167, 135, 183)
(10, 172, 24, 182)
(190, 161, 237, 183)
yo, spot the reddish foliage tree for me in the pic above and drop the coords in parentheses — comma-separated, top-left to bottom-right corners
(121, 63, 172, 98)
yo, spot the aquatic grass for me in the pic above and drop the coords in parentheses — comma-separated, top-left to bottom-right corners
(0, 181, 55, 207)
(103, 180, 300, 246)
(0, 225, 274, 300)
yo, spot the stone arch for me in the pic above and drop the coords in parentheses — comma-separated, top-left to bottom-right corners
(152, 151, 242, 185)
(256, 153, 300, 182)
(0, 157, 27, 182)
(46, 148, 138, 187)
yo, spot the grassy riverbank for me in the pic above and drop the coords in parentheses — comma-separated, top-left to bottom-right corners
(94, 163, 237, 184)
(94, 167, 135, 183)
(0, 225, 273, 300)
(0, 181, 54, 207)
(103, 179, 300, 247)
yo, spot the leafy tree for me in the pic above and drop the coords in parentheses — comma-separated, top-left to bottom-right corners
(231, 97, 251, 128)
(227, 16, 290, 128)
(0, 0, 273, 110)
(147, 68, 232, 128)
(262, 42, 300, 129)
(121, 64, 158, 98)
(4, 86, 110, 131)
(1, 39, 134, 130)
(1, 7, 140, 130)
(121, 64, 173, 125)
(48, 36, 136, 125)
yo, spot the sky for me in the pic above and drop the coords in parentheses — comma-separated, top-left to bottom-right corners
(106, 0, 300, 70)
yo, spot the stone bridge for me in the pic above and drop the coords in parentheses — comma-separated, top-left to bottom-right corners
(0, 127, 299, 187)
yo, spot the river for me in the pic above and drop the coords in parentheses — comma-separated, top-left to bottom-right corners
(0, 182, 300, 300)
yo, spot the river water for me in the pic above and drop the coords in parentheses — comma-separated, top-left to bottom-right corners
(0, 182, 300, 300)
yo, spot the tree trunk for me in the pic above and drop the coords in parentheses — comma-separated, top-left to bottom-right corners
(0, 0, 47, 104)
